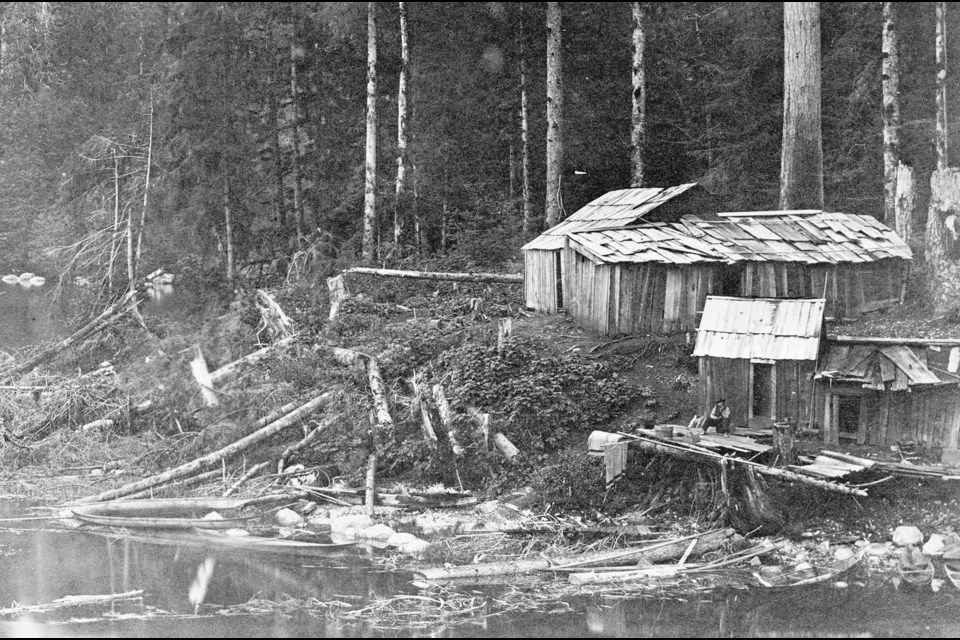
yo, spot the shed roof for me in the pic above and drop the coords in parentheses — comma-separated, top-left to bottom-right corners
(566, 212, 912, 265)
(522, 184, 702, 251)
(816, 344, 959, 390)
(693, 297, 825, 361)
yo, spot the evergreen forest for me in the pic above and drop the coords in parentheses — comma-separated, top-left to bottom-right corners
(0, 2, 957, 293)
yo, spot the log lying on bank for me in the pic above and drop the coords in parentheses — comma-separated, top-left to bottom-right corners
(0, 289, 140, 382)
(209, 335, 297, 386)
(339, 267, 523, 284)
(620, 434, 868, 497)
(255, 289, 294, 341)
(322, 346, 393, 430)
(433, 384, 464, 457)
(73, 391, 338, 504)
(190, 345, 219, 407)
(414, 528, 736, 582)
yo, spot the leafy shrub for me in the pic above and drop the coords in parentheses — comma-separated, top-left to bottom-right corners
(434, 338, 636, 454)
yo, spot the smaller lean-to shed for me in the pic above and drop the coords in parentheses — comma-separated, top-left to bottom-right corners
(521, 184, 715, 313)
(816, 341, 960, 447)
(562, 212, 911, 336)
(693, 297, 826, 430)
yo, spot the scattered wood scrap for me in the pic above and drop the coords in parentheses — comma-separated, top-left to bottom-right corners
(0, 591, 144, 617)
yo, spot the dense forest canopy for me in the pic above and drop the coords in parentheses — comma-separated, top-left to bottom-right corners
(0, 2, 957, 287)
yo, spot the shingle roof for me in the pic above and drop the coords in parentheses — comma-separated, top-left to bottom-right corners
(693, 297, 825, 361)
(566, 212, 912, 265)
(522, 184, 701, 251)
(816, 344, 957, 390)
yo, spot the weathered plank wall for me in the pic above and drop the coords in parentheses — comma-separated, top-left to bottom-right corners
(741, 258, 906, 318)
(524, 250, 560, 313)
(699, 357, 751, 427)
(562, 246, 611, 334)
(820, 384, 960, 447)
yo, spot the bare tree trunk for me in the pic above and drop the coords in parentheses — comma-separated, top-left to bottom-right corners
(895, 161, 915, 244)
(882, 1, 901, 226)
(413, 162, 422, 254)
(631, 2, 646, 188)
(779, 2, 823, 211)
(362, 1, 378, 262)
(223, 178, 234, 282)
(545, 1, 564, 228)
(272, 88, 287, 230)
(290, 39, 305, 246)
(109, 151, 120, 294)
(926, 169, 960, 309)
(936, 1, 949, 171)
(520, 8, 533, 234)
(394, 1, 409, 247)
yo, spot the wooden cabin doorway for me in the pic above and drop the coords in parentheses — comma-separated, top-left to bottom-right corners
(837, 395, 861, 440)
(750, 362, 775, 423)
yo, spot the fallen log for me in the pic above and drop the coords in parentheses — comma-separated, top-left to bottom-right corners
(321, 345, 393, 429)
(209, 335, 297, 385)
(339, 267, 523, 284)
(492, 432, 519, 461)
(0, 590, 144, 616)
(223, 461, 273, 497)
(0, 290, 139, 382)
(433, 384, 464, 457)
(190, 345, 219, 407)
(73, 391, 338, 504)
(414, 528, 736, 582)
(620, 434, 867, 497)
(411, 371, 438, 448)
(278, 415, 338, 473)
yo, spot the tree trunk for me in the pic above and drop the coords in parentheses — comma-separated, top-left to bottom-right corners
(882, 1, 900, 226)
(394, 1, 409, 247)
(272, 86, 287, 230)
(936, 2, 948, 171)
(362, 1, 378, 263)
(109, 151, 121, 294)
(545, 1, 563, 228)
(337, 266, 522, 283)
(779, 2, 823, 211)
(926, 169, 960, 310)
(223, 177, 234, 282)
(895, 161, 915, 244)
(631, 2, 646, 188)
(519, 8, 534, 235)
(290, 39, 305, 247)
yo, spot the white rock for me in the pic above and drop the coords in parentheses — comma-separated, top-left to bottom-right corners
(399, 538, 431, 559)
(276, 508, 304, 527)
(357, 523, 396, 542)
(386, 532, 419, 548)
(223, 528, 250, 537)
(203, 511, 224, 520)
(330, 514, 374, 535)
(833, 546, 855, 561)
(892, 526, 924, 547)
(923, 533, 946, 556)
(865, 542, 891, 557)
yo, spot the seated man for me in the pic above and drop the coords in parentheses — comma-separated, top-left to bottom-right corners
(704, 399, 732, 435)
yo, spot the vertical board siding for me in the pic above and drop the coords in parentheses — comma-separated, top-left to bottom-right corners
(700, 357, 751, 428)
(524, 250, 559, 314)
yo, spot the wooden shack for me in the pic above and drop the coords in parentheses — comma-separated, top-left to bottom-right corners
(693, 297, 826, 430)
(816, 340, 960, 447)
(521, 184, 715, 313)
(562, 211, 911, 336)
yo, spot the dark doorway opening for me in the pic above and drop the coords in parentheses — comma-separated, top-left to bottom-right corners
(838, 395, 860, 439)
(752, 363, 774, 418)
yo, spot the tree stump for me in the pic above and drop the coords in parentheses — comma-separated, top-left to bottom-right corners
(772, 422, 796, 466)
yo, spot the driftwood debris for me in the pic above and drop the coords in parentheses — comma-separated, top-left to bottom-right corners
(73, 391, 337, 504)
(415, 528, 736, 582)
(0, 289, 140, 382)
(0, 590, 144, 617)
(324, 346, 394, 430)
(278, 415, 338, 473)
(222, 461, 273, 497)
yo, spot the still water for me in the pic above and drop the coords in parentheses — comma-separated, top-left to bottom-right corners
(1, 521, 960, 638)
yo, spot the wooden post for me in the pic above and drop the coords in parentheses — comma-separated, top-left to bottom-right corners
(772, 422, 796, 466)
(497, 318, 513, 353)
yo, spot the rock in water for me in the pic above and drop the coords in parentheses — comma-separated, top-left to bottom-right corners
(892, 526, 923, 547)
(276, 508, 304, 527)
(923, 533, 945, 556)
